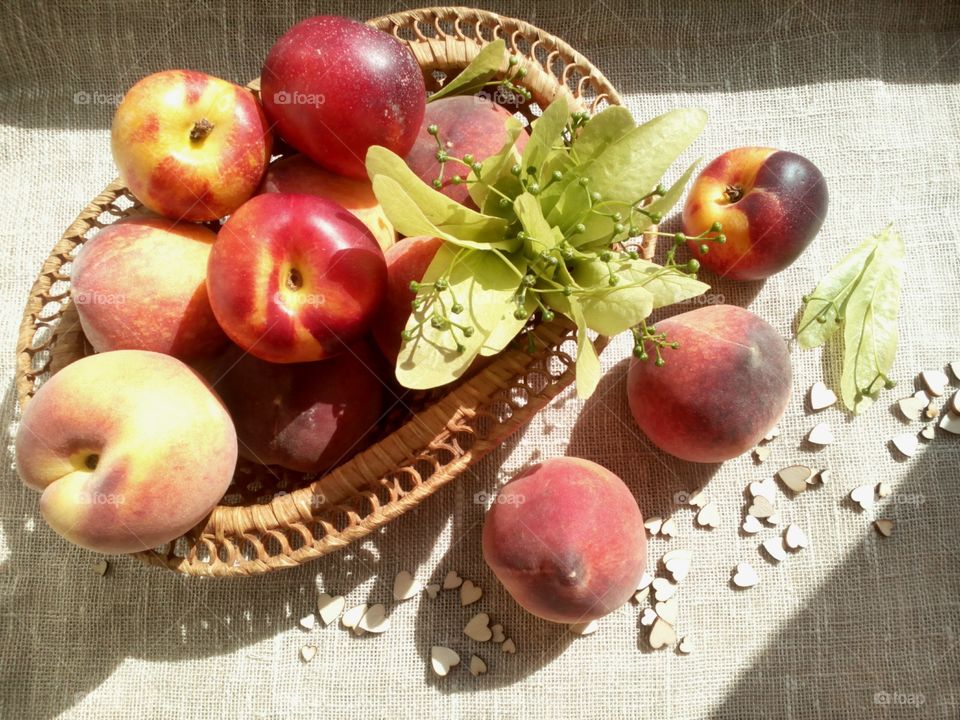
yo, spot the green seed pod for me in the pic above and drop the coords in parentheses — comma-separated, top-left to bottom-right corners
(552, 170, 563, 182)
(528, 182, 541, 195)
(427, 124, 439, 136)
(699, 244, 710, 254)
(614, 223, 625, 234)
(686, 259, 701, 273)
(451, 303, 464, 314)
(432, 179, 443, 190)
(709, 221, 722, 233)
(511, 164, 522, 176)
(434, 278, 448, 290)
(462, 326, 475, 337)
(462, 153, 475, 164)
(655, 358, 666, 367)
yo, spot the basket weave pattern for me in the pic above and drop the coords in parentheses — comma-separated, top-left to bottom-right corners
(15, 7, 651, 576)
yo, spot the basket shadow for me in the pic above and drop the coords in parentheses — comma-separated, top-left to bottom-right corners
(0, 375, 519, 719)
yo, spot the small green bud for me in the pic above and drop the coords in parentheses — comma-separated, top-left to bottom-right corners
(542, 309, 555, 322)
(435, 149, 448, 162)
(674, 232, 685, 245)
(628, 250, 640, 260)
(699, 244, 710, 254)
(709, 221, 722, 233)
(499, 197, 510, 208)
(686, 259, 700, 273)
(612, 212, 623, 222)
(516, 67, 527, 78)
(648, 212, 663, 224)
(463, 153, 474, 164)
(471, 162, 482, 173)
(614, 223, 625, 234)
(802, 294, 810, 302)
(528, 182, 541, 195)
(526, 166, 536, 175)
(511, 164, 522, 176)
(633, 345, 646, 359)
(629, 225, 641, 236)
(462, 326, 475, 337)
(451, 302, 464, 314)
(817, 316, 827, 324)
(456, 343, 466, 353)
(552, 170, 563, 182)
(434, 278, 448, 290)
(600, 251, 612, 262)
(573, 223, 586, 234)
(608, 276, 619, 286)
(451, 175, 462, 185)
(409, 281, 420, 292)
(654, 184, 666, 195)
(578, 177, 590, 186)
(431, 315, 449, 329)
(427, 124, 439, 136)
(590, 191, 602, 202)
(716, 234, 727, 244)
(401, 329, 414, 341)
(655, 357, 666, 367)
(562, 285, 573, 297)
(670, 342, 680, 349)
(411, 298, 424, 310)
(523, 274, 536, 287)
(432, 179, 443, 190)
(508, 55, 519, 66)
(513, 307, 528, 320)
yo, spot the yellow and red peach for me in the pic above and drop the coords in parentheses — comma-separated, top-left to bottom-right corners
(404, 95, 529, 207)
(111, 70, 272, 222)
(683, 147, 828, 280)
(259, 155, 396, 251)
(627, 304, 791, 463)
(206, 192, 387, 363)
(371, 235, 444, 363)
(482, 457, 647, 624)
(15, 350, 238, 554)
(71, 215, 228, 362)
(214, 341, 384, 473)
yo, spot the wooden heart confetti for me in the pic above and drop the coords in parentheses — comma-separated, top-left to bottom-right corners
(648, 618, 677, 649)
(640, 608, 658, 626)
(742, 516, 763, 534)
(950, 362, 960, 382)
(748, 495, 776, 519)
(460, 580, 482, 607)
(807, 422, 834, 446)
(92, 559, 108, 576)
(849, 484, 875, 511)
(637, 571, 654, 591)
(784, 524, 809, 550)
(300, 645, 317, 663)
(898, 396, 925, 421)
(892, 432, 920, 458)
(921, 425, 936, 440)
(877, 481, 891, 498)
(425, 583, 440, 599)
(317, 594, 345, 626)
(874, 519, 896, 537)
(341, 603, 367, 631)
(761, 537, 787, 562)
(652, 577, 678, 601)
(687, 489, 708, 508)
(393, 570, 419, 601)
(570, 620, 599, 636)
(491, 624, 505, 643)
(764, 426, 781, 442)
(809, 381, 838, 410)
(695, 502, 720, 528)
(662, 549, 692, 582)
(358, 604, 390, 634)
(749, 478, 777, 502)
(951, 392, 960, 416)
(921, 370, 949, 397)
(469, 655, 487, 676)
(732, 562, 759, 588)
(765, 511, 782, 526)
(655, 597, 679, 624)
(501, 638, 516, 654)
(941, 413, 960, 435)
(298, 613, 316, 631)
(754, 446, 771, 463)
(634, 587, 650, 604)
(660, 518, 678, 538)
(777, 465, 813, 493)
(442, 570, 463, 589)
(431, 646, 460, 676)
(464, 613, 492, 642)
(644, 517, 663, 535)
(678, 636, 695, 655)
(815, 469, 831, 485)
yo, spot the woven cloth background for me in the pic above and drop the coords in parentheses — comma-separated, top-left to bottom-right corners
(1, 1, 959, 718)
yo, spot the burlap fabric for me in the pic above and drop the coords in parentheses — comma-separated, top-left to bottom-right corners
(1, 2, 958, 718)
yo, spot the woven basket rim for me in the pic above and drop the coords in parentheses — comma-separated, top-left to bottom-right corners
(15, 6, 650, 576)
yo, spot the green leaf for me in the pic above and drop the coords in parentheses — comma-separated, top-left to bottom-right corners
(397, 245, 524, 389)
(548, 108, 707, 230)
(839, 229, 904, 413)
(567, 299, 602, 399)
(468, 115, 525, 210)
(521, 99, 572, 183)
(626, 259, 710, 309)
(514, 192, 559, 254)
(643, 158, 701, 221)
(797, 239, 880, 349)
(367, 146, 513, 246)
(428, 40, 506, 102)
(569, 106, 636, 164)
(480, 290, 534, 356)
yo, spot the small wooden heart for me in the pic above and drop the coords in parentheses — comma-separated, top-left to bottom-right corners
(940, 413, 960, 435)
(749, 479, 777, 502)
(644, 516, 663, 535)
(431, 646, 460, 676)
(921, 369, 949, 397)
(490, 624, 506, 643)
(469, 654, 487, 676)
(898, 396, 924, 422)
(501, 638, 516, 654)
(460, 580, 482, 607)
(662, 549, 692, 582)
(640, 607, 657, 626)
(570, 619, 599, 636)
(695, 502, 720, 529)
(784, 524, 809, 550)
(393, 570, 419, 601)
(655, 597, 678, 624)
(358, 604, 390, 634)
(777, 465, 812, 493)
(849, 484, 876, 511)
(807, 422, 834, 446)
(317, 593, 345, 626)
(874, 518, 896, 537)
(300, 645, 317, 663)
(442, 570, 463, 589)
(341, 603, 367, 630)
(732, 562, 759, 588)
(652, 577, 678, 601)
(648, 618, 676, 650)
(464, 612, 493, 642)
(425, 583, 440, 599)
(742, 516, 763, 534)
(92, 559, 108, 577)
(809, 381, 838, 410)
(891, 432, 919, 458)
(761, 537, 787, 562)
(298, 613, 316, 631)
(748, 496, 776, 519)
(660, 518, 678, 538)
(677, 635, 695, 655)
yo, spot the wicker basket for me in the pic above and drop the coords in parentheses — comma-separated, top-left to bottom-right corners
(15, 6, 654, 576)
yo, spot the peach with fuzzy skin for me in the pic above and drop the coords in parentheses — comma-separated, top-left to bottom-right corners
(482, 457, 647, 624)
(404, 95, 529, 207)
(15, 350, 238, 554)
(206, 193, 387, 363)
(71, 215, 228, 362)
(627, 304, 791, 463)
(259, 155, 396, 251)
(112, 70, 272, 222)
(214, 341, 384, 473)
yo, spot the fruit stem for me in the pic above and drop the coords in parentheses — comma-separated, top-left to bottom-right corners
(190, 118, 214, 141)
(723, 184, 744, 203)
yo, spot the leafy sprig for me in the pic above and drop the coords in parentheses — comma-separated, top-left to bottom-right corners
(797, 225, 905, 413)
(366, 41, 713, 397)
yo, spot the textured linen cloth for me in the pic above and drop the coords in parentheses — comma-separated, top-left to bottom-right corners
(1, 1, 959, 718)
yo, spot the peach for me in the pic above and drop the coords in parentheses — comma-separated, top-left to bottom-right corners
(371, 235, 443, 363)
(482, 457, 647, 624)
(71, 215, 228, 362)
(207, 193, 387, 363)
(627, 304, 791, 463)
(15, 350, 238, 554)
(683, 147, 828, 280)
(112, 70, 272, 222)
(213, 341, 384, 473)
(404, 95, 529, 207)
(259, 155, 396, 251)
